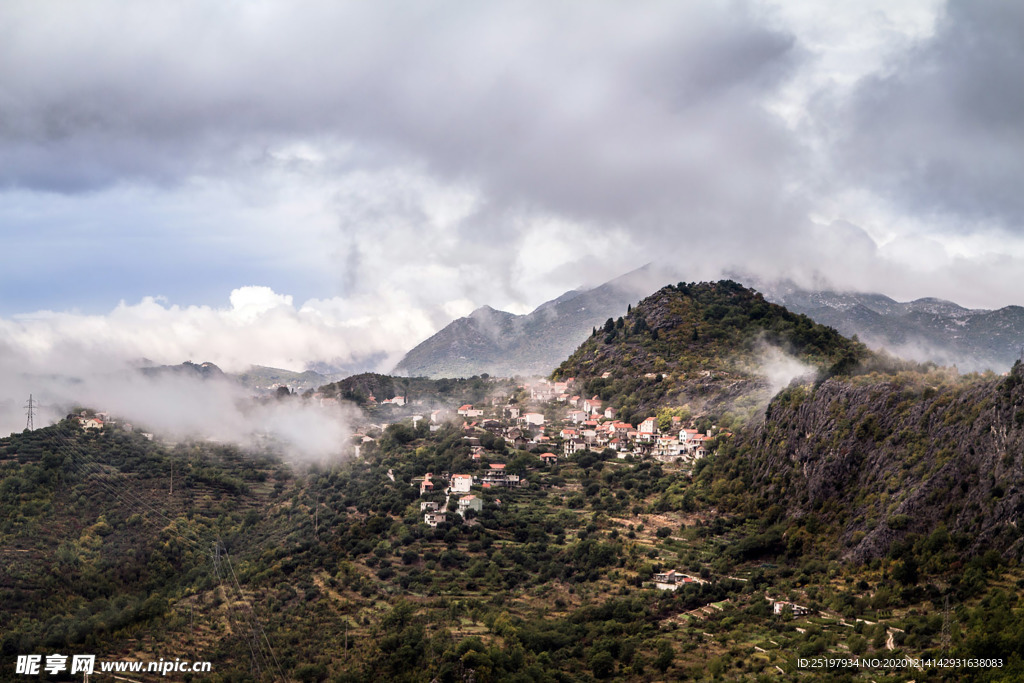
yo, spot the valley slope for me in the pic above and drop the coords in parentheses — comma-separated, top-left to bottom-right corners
(6, 281, 1024, 681)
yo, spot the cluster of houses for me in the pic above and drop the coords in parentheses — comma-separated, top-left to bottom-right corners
(439, 378, 724, 475)
(324, 375, 724, 471)
(530, 380, 720, 464)
(339, 375, 729, 529)
(418, 492, 489, 527)
(74, 411, 153, 440)
(416, 462, 518, 527)
(418, 463, 522, 498)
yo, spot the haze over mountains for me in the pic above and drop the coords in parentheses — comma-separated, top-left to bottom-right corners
(393, 268, 1024, 378)
(759, 281, 1024, 373)
(393, 267, 673, 378)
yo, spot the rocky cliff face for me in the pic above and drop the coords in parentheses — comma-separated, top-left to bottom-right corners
(742, 364, 1024, 562)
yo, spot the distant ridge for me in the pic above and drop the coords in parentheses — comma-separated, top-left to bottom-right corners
(393, 266, 672, 378)
(757, 280, 1024, 372)
(394, 264, 1024, 378)
(139, 360, 228, 381)
(231, 365, 337, 395)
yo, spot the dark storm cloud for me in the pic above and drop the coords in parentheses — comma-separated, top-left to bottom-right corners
(837, 0, 1024, 227)
(0, 1, 804, 232)
(7, 0, 1024, 368)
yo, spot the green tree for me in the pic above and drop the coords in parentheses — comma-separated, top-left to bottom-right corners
(654, 641, 674, 672)
(590, 650, 615, 679)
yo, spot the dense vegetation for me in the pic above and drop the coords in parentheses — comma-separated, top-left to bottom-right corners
(0, 422, 284, 665)
(6, 282, 1024, 681)
(707, 362, 1024, 563)
(6, 396, 1024, 680)
(552, 280, 871, 425)
(318, 373, 515, 411)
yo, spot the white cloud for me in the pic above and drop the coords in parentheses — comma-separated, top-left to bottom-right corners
(228, 286, 294, 323)
(1, 0, 1024, 371)
(0, 359, 357, 461)
(0, 286, 440, 375)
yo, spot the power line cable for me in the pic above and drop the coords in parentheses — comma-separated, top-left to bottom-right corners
(37, 423, 285, 681)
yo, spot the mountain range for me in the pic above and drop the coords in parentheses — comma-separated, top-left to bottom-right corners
(393, 266, 672, 378)
(757, 280, 1024, 372)
(137, 360, 338, 395)
(393, 267, 1024, 378)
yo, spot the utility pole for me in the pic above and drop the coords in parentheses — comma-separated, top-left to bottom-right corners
(24, 394, 36, 431)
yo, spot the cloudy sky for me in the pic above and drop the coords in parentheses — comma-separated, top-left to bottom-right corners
(2, 0, 1022, 375)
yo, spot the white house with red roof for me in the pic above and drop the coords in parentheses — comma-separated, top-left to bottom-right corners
(680, 428, 700, 444)
(481, 462, 520, 487)
(451, 474, 473, 493)
(457, 495, 483, 516)
(612, 422, 633, 436)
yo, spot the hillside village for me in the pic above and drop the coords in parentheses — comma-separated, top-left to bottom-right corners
(69, 372, 723, 487)
(334, 376, 726, 533)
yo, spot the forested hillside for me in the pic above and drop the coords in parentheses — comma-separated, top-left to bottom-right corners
(6, 393, 1024, 680)
(317, 372, 515, 409)
(7, 284, 1024, 681)
(552, 280, 870, 424)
